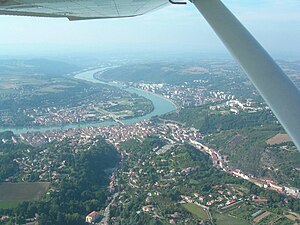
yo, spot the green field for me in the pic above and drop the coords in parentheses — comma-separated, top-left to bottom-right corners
(228, 203, 260, 220)
(0, 182, 50, 209)
(182, 203, 210, 220)
(276, 217, 295, 225)
(214, 212, 251, 225)
(0, 200, 22, 209)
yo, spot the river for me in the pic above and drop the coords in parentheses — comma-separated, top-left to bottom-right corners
(1, 67, 177, 134)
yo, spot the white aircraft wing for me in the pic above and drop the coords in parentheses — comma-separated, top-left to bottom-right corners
(0, 0, 169, 20)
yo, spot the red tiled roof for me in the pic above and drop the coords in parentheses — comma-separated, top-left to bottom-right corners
(88, 211, 98, 217)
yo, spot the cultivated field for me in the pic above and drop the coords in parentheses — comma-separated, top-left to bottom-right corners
(183, 203, 210, 220)
(0, 201, 22, 209)
(214, 212, 250, 225)
(0, 182, 50, 201)
(266, 133, 291, 145)
(253, 211, 271, 224)
(286, 212, 300, 222)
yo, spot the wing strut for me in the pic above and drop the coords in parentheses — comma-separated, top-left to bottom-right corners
(192, 0, 300, 150)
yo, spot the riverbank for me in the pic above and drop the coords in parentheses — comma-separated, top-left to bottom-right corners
(0, 67, 177, 134)
(90, 68, 178, 110)
(130, 87, 180, 111)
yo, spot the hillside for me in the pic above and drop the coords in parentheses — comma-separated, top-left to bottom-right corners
(162, 106, 300, 187)
(0, 58, 80, 77)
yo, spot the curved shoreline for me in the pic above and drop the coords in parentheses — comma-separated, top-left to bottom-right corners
(133, 88, 179, 111)
(91, 68, 178, 110)
(74, 67, 178, 121)
(0, 67, 177, 134)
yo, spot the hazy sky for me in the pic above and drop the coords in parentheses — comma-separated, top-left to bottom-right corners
(0, 0, 299, 58)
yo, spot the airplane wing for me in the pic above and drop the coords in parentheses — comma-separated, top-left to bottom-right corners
(0, 0, 169, 20)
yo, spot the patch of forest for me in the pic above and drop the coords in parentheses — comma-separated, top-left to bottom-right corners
(0, 137, 120, 225)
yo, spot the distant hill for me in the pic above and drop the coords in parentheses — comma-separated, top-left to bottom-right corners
(0, 58, 81, 77)
(96, 63, 214, 84)
(98, 61, 300, 89)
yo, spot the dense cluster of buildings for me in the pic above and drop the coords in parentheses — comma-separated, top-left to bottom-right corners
(9, 117, 300, 200)
(22, 95, 141, 127)
(132, 83, 205, 107)
(24, 105, 108, 126)
(190, 140, 300, 199)
(209, 98, 266, 114)
(129, 80, 244, 108)
(10, 120, 201, 185)
(18, 120, 201, 149)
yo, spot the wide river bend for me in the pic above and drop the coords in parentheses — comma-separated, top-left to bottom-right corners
(1, 67, 177, 134)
